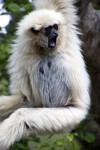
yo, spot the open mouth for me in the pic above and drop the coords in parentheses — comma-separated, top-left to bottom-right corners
(48, 37, 57, 49)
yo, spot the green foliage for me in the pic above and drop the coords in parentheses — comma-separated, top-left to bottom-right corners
(8, 3, 20, 13)
(10, 134, 82, 150)
(0, 0, 33, 95)
(76, 116, 97, 144)
(0, 35, 10, 94)
(84, 133, 95, 143)
(55, 139, 67, 147)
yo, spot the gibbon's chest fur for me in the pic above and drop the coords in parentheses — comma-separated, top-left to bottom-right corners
(32, 56, 71, 107)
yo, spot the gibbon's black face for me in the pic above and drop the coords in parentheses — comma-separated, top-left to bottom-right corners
(31, 23, 58, 50)
(44, 24, 58, 49)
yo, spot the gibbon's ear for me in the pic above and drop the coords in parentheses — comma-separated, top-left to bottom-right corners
(31, 27, 39, 35)
(31, 24, 42, 35)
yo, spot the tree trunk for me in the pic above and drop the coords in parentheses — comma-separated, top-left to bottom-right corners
(77, 0, 100, 148)
(77, 0, 100, 120)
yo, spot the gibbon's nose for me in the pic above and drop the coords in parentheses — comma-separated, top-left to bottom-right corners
(52, 32, 58, 38)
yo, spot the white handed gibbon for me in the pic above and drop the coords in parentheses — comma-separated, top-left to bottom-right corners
(0, 0, 90, 149)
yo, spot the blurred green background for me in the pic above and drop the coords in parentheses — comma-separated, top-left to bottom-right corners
(0, 0, 100, 150)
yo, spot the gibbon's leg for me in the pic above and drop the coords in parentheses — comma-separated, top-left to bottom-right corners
(0, 96, 29, 120)
(0, 106, 87, 150)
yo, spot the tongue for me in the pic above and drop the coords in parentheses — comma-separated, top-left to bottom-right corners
(50, 41, 55, 47)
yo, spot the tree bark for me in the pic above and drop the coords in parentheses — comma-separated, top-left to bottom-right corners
(77, 0, 100, 121)
(77, 0, 100, 148)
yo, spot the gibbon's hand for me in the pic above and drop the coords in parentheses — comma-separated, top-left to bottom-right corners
(0, 96, 31, 121)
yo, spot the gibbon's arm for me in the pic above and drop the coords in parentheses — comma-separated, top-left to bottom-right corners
(0, 106, 87, 150)
(0, 96, 22, 117)
(0, 96, 29, 120)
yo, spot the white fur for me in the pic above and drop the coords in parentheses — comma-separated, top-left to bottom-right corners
(0, 0, 90, 149)
(0, 108, 87, 149)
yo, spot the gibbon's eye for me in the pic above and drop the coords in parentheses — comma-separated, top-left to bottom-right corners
(31, 27, 39, 35)
(53, 24, 58, 30)
(45, 26, 52, 33)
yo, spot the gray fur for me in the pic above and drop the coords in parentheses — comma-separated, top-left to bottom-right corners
(35, 56, 71, 107)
